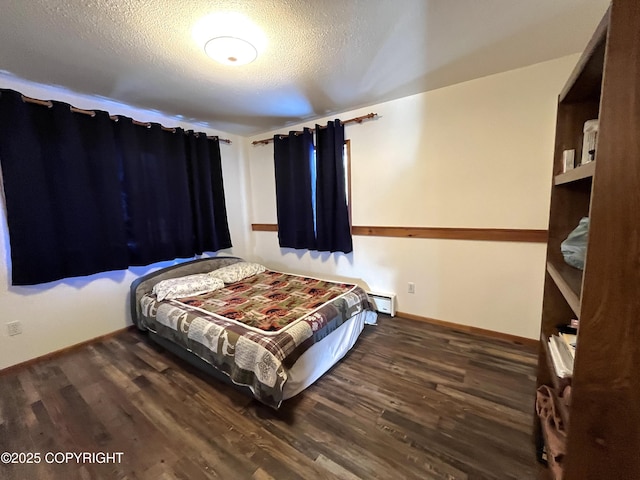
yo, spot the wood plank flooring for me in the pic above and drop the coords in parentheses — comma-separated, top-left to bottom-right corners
(0, 316, 541, 480)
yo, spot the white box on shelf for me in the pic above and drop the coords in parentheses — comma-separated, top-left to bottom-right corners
(367, 291, 396, 317)
(562, 149, 575, 172)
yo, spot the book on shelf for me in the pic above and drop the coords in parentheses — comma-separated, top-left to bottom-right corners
(548, 334, 573, 378)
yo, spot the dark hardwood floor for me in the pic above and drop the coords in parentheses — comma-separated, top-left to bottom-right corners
(0, 316, 541, 480)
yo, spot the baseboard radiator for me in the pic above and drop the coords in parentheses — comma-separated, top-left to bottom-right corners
(367, 291, 396, 317)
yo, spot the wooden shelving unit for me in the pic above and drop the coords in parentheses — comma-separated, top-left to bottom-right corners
(535, 1, 640, 478)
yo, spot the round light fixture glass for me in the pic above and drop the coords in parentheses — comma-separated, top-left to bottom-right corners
(204, 36, 257, 66)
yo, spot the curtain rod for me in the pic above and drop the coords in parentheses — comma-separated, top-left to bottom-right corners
(251, 112, 378, 146)
(20, 94, 232, 144)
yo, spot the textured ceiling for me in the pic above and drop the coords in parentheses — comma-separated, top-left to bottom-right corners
(0, 0, 610, 136)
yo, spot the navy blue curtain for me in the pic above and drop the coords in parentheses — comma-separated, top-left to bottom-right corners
(184, 131, 232, 253)
(0, 88, 232, 285)
(0, 89, 128, 285)
(315, 119, 352, 253)
(113, 119, 196, 265)
(273, 129, 316, 249)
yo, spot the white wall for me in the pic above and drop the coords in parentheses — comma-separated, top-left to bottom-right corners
(247, 55, 580, 340)
(0, 74, 251, 370)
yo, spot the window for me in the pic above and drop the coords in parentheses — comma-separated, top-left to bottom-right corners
(344, 139, 352, 226)
(311, 139, 351, 234)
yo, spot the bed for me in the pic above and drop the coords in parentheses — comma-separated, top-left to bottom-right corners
(130, 256, 377, 408)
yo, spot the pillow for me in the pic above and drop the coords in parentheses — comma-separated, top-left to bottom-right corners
(152, 274, 225, 301)
(209, 262, 266, 284)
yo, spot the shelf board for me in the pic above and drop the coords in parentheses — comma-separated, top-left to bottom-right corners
(547, 260, 582, 316)
(554, 161, 595, 185)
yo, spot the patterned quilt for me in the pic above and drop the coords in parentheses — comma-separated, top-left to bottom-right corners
(138, 270, 373, 408)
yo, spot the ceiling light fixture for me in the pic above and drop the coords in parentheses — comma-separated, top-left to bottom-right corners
(193, 13, 266, 67)
(204, 36, 257, 66)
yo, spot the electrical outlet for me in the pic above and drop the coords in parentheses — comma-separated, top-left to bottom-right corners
(408, 282, 415, 294)
(6, 321, 22, 336)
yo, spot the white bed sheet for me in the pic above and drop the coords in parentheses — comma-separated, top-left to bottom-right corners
(283, 309, 377, 399)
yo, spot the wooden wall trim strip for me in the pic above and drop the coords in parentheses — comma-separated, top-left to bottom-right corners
(352, 226, 547, 242)
(396, 311, 539, 350)
(0, 325, 136, 376)
(252, 223, 279, 232)
(251, 224, 548, 243)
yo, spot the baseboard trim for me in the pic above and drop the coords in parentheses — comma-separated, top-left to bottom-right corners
(0, 325, 136, 376)
(396, 311, 539, 350)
